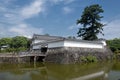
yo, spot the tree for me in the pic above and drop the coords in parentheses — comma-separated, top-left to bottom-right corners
(0, 38, 12, 52)
(0, 36, 30, 53)
(77, 4, 104, 40)
(107, 38, 120, 53)
(0, 38, 12, 46)
(11, 36, 28, 49)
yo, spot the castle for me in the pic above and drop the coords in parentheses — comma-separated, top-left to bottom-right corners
(30, 34, 112, 64)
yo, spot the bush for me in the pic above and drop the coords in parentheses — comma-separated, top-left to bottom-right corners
(86, 55, 98, 62)
(80, 55, 98, 63)
(81, 56, 87, 62)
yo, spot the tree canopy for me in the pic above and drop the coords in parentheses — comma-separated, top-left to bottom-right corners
(0, 36, 30, 53)
(0, 38, 12, 46)
(77, 4, 104, 40)
(107, 38, 120, 53)
(11, 36, 28, 48)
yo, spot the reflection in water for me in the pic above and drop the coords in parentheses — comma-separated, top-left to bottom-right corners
(71, 71, 104, 80)
(0, 63, 48, 80)
(108, 61, 120, 80)
(0, 61, 119, 80)
(45, 62, 111, 80)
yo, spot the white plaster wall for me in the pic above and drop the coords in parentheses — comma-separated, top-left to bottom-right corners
(34, 40, 104, 49)
(48, 41, 64, 48)
(33, 45, 41, 49)
(101, 41, 107, 46)
(47, 40, 103, 49)
(32, 40, 45, 44)
(64, 41, 103, 48)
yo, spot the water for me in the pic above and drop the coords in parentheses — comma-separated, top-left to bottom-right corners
(0, 61, 119, 80)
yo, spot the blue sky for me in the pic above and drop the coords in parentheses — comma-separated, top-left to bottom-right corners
(0, 0, 120, 39)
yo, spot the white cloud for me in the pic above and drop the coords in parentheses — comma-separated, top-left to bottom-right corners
(68, 24, 80, 30)
(4, 13, 14, 18)
(0, 0, 74, 38)
(0, 0, 45, 38)
(64, 0, 74, 4)
(21, 0, 45, 19)
(0, 0, 15, 5)
(50, 0, 62, 3)
(9, 23, 43, 38)
(63, 7, 72, 14)
(0, 23, 16, 38)
(103, 20, 120, 39)
(49, 0, 74, 4)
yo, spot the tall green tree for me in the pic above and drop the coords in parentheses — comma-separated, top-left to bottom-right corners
(77, 4, 104, 40)
(11, 36, 28, 48)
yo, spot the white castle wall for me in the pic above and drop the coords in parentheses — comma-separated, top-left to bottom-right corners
(33, 40, 45, 44)
(48, 41, 64, 48)
(48, 40, 104, 49)
(64, 41, 103, 49)
(33, 45, 41, 49)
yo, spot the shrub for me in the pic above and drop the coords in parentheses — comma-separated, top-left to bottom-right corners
(80, 55, 98, 63)
(86, 55, 98, 62)
(81, 56, 87, 62)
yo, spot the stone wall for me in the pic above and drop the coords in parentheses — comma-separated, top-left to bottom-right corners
(0, 56, 45, 63)
(0, 56, 31, 63)
(45, 47, 113, 64)
(0, 57, 18, 63)
(0, 46, 113, 64)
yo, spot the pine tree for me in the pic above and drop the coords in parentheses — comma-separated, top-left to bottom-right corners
(77, 4, 104, 40)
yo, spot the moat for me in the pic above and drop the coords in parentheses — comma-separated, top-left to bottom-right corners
(0, 61, 120, 80)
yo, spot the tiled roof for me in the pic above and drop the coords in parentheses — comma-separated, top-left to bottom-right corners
(32, 34, 103, 45)
(33, 34, 64, 40)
